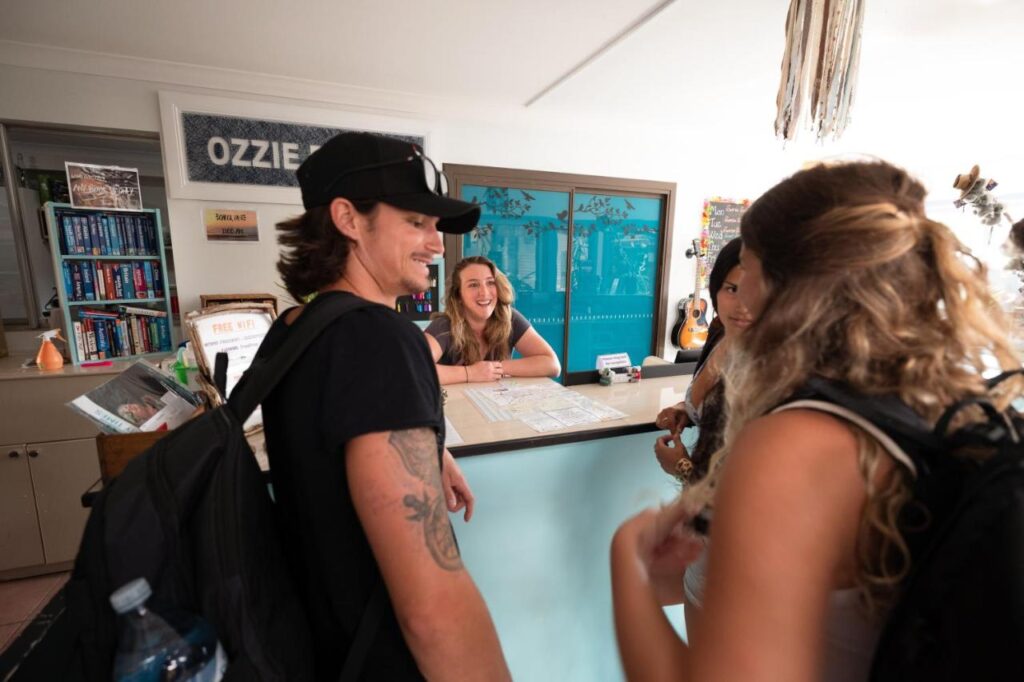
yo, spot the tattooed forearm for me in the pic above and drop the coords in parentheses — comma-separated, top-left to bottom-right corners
(404, 492, 463, 571)
(389, 428, 440, 482)
(390, 428, 461, 571)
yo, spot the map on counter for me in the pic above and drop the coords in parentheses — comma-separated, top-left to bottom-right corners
(464, 381, 628, 433)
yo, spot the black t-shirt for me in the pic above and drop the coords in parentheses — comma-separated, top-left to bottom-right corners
(424, 308, 532, 365)
(260, 291, 444, 681)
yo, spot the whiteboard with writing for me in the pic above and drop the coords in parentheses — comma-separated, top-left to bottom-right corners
(700, 198, 749, 285)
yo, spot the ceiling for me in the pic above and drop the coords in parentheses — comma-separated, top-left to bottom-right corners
(1, 0, 1021, 133)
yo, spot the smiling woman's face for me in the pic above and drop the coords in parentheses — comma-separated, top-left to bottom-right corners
(458, 263, 499, 323)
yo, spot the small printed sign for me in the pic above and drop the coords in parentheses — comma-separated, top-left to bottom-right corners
(66, 162, 143, 211)
(204, 208, 259, 242)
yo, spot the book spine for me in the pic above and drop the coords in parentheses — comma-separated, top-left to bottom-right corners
(152, 261, 164, 298)
(142, 261, 154, 298)
(72, 217, 85, 254)
(81, 261, 95, 301)
(104, 264, 116, 301)
(72, 320, 86, 361)
(71, 262, 83, 301)
(130, 316, 143, 354)
(61, 261, 73, 300)
(125, 216, 137, 255)
(106, 215, 119, 255)
(156, 317, 171, 351)
(118, 320, 130, 357)
(84, 318, 97, 360)
(117, 305, 166, 317)
(61, 215, 75, 255)
(94, 318, 109, 359)
(133, 263, 145, 299)
(120, 263, 134, 299)
(94, 261, 106, 300)
(89, 215, 101, 255)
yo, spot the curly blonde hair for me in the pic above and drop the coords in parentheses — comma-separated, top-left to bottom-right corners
(684, 161, 1022, 612)
(439, 256, 516, 364)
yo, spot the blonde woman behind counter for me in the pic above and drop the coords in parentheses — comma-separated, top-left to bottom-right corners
(425, 256, 560, 384)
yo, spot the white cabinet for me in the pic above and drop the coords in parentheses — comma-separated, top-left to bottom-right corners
(0, 438, 99, 578)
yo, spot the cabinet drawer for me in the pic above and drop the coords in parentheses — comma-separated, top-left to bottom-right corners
(0, 375, 113, 443)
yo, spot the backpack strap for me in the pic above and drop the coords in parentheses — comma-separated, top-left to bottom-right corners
(773, 376, 951, 477)
(772, 400, 919, 476)
(227, 293, 373, 423)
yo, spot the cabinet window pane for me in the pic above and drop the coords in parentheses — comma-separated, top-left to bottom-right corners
(0, 186, 28, 321)
(568, 194, 663, 372)
(461, 185, 569, 363)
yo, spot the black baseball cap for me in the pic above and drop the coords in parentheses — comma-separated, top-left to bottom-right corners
(296, 132, 480, 234)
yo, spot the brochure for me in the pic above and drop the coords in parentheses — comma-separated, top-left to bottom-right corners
(68, 361, 201, 434)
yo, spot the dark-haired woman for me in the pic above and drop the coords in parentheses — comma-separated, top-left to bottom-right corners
(654, 238, 749, 482)
(612, 160, 1022, 681)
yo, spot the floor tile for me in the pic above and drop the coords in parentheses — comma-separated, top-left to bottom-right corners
(0, 575, 60, 625)
(0, 622, 20, 654)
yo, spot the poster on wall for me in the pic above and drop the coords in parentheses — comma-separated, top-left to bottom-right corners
(66, 162, 143, 211)
(204, 208, 259, 242)
(700, 198, 749, 285)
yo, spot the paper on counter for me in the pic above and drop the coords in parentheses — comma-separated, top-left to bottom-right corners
(518, 411, 566, 433)
(444, 416, 464, 446)
(545, 406, 602, 427)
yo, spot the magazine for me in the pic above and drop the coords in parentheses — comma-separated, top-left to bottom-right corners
(68, 361, 201, 434)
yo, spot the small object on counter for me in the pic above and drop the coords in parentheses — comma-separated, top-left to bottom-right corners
(35, 329, 66, 371)
(81, 360, 115, 368)
(599, 365, 642, 386)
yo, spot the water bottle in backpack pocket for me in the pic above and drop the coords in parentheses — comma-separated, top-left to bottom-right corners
(110, 578, 227, 682)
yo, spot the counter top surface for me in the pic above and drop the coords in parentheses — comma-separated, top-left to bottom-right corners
(444, 375, 690, 456)
(0, 353, 174, 381)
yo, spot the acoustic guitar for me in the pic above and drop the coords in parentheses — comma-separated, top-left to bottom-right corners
(671, 238, 709, 349)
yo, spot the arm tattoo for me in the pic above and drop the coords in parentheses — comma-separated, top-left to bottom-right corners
(389, 428, 463, 571)
(404, 492, 462, 571)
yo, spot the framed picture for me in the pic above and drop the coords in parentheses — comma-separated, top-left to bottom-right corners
(66, 162, 144, 211)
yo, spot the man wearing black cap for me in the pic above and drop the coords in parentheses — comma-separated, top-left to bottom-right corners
(260, 132, 511, 680)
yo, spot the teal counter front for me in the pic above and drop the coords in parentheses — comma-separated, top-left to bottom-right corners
(445, 376, 690, 681)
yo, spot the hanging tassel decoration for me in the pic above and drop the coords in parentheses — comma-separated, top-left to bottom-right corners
(775, 0, 867, 141)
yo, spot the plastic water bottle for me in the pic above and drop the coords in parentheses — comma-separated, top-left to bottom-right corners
(110, 577, 227, 682)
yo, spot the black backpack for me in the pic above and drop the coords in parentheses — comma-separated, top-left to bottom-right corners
(44, 294, 381, 682)
(782, 374, 1024, 682)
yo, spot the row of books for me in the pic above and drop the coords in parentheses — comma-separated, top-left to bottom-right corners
(56, 210, 161, 256)
(61, 260, 165, 302)
(73, 306, 173, 361)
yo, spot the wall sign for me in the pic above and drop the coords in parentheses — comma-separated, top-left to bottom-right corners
(204, 208, 259, 242)
(181, 112, 424, 187)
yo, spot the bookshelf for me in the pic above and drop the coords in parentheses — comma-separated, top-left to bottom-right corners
(44, 202, 175, 365)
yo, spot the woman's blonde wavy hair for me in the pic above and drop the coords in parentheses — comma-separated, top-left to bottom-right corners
(441, 256, 516, 364)
(683, 160, 1022, 612)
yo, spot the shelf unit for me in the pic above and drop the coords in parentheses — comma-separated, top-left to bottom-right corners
(44, 202, 175, 365)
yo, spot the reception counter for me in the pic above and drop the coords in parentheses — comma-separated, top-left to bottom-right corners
(440, 374, 691, 681)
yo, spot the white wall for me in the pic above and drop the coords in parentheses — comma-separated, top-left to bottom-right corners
(3, 44, 1023, 357)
